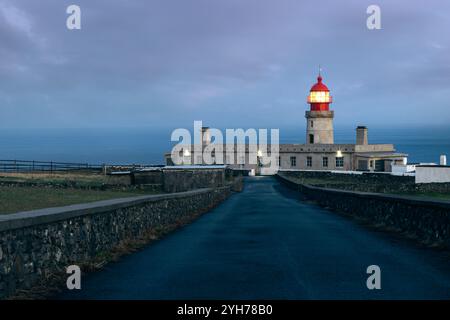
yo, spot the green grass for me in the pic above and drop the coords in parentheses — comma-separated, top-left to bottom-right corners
(396, 192, 450, 201)
(0, 186, 154, 215)
(0, 172, 111, 188)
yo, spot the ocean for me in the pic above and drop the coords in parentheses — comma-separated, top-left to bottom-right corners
(0, 126, 449, 165)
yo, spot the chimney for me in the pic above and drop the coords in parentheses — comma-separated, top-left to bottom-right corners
(201, 127, 211, 145)
(356, 126, 368, 145)
(440, 155, 447, 166)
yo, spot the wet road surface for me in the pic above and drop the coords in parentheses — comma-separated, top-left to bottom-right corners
(59, 177, 450, 299)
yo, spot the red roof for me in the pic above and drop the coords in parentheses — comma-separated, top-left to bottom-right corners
(310, 75, 329, 92)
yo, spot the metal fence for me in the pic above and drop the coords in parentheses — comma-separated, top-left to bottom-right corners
(0, 160, 166, 174)
(0, 159, 103, 173)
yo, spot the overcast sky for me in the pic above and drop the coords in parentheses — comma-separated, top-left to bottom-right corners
(0, 0, 449, 130)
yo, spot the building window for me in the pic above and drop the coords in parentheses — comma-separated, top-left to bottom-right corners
(277, 156, 281, 166)
(307, 156, 312, 167)
(290, 156, 296, 167)
(336, 157, 344, 168)
(311, 121, 314, 128)
(358, 160, 368, 171)
(322, 157, 328, 167)
(309, 134, 314, 144)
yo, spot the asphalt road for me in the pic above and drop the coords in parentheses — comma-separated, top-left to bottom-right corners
(59, 176, 450, 299)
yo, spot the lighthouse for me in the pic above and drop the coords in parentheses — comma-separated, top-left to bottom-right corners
(166, 69, 408, 173)
(305, 72, 334, 144)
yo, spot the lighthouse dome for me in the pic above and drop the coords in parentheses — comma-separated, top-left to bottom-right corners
(310, 75, 329, 92)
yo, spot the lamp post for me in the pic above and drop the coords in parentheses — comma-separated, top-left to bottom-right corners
(336, 149, 343, 169)
(183, 149, 191, 165)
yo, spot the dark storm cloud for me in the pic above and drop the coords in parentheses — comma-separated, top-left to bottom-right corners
(0, 0, 449, 129)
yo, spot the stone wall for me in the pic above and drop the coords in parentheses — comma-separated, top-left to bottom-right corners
(0, 167, 235, 195)
(132, 170, 163, 185)
(277, 173, 450, 247)
(105, 173, 133, 185)
(0, 186, 233, 299)
(279, 170, 450, 193)
(111, 167, 234, 193)
(161, 168, 226, 193)
(280, 170, 414, 185)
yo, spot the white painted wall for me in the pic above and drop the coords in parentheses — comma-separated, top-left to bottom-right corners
(391, 164, 416, 175)
(258, 168, 278, 176)
(415, 166, 450, 183)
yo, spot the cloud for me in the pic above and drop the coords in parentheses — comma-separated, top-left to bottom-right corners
(0, 0, 449, 129)
(0, 3, 33, 36)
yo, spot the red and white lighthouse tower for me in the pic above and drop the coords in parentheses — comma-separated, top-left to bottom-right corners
(305, 71, 334, 144)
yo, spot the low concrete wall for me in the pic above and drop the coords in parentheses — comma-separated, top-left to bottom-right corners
(416, 165, 450, 183)
(277, 173, 450, 247)
(0, 186, 233, 299)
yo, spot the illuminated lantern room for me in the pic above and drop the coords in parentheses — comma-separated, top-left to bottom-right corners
(307, 74, 332, 111)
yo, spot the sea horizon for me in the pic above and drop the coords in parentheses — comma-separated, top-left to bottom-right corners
(0, 125, 448, 165)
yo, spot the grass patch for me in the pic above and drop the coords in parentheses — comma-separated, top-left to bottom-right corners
(0, 186, 154, 215)
(395, 192, 450, 201)
(0, 172, 110, 187)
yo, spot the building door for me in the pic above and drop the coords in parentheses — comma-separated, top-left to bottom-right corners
(374, 160, 385, 172)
